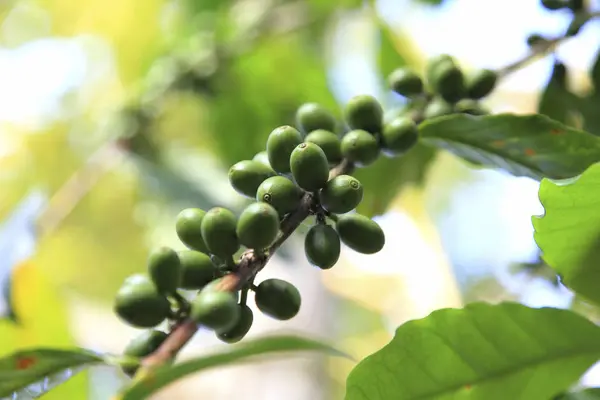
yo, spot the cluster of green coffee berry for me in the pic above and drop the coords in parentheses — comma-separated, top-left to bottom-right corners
(529, 0, 588, 41)
(387, 55, 497, 120)
(114, 90, 438, 370)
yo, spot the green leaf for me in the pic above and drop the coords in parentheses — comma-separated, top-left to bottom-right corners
(556, 388, 600, 399)
(345, 302, 600, 400)
(419, 113, 600, 180)
(0, 348, 105, 398)
(538, 61, 578, 126)
(578, 93, 600, 136)
(533, 162, 600, 306)
(376, 23, 408, 80)
(354, 143, 437, 217)
(119, 335, 348, 400)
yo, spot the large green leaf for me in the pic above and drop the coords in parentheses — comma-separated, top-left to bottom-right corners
(354, 143, 437, 217)
(0, 348, 106, 398)
(419, 113, 600, 180)
(119, 335, 347, 400)
(345, 302, 600, 400)
(556, 388, 600, 399)
(533, 162, 600, 306)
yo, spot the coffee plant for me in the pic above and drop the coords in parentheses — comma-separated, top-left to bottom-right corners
(6, 0, 600, 399)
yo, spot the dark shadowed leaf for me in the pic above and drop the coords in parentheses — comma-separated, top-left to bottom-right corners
(419, 113, 600, 180)
(533, 162, 600, 306)
(354, 143, 437, 217)
(0, 348, 106, 398)
(119, 335, 348, 400)
(346, 302, 600, 400)
(538, 61, 579, 126)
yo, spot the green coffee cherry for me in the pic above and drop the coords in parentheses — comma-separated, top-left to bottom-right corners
(455, 99, 488, 116)
(340, 129, 379, 167)
(122, 329, 168, 376)
(304, 129, 342, 164)
(344, 95, 384, 134)
(178, 250, 216, 290)
(319, 175, 363, 214)
(217, 304, 254, 344)
(336, 214, 385, 254)
(147, 246, 181, 294)
(388, 68, 424, 97)
(257, 176, 303, 217)
(236, 202, 280, 249)
(254, 278, 301, 320)
(290, 142, 330, 192)
(295, 103, 337, 135)
(200, 207, 240, 257)
(425, 54, 455, 88)
(228, 160, 276, 198)
(304, 224, 341, 270)
(424, 97, 454, 120)
(430, 62, 466, 103)
(114, 274, 171, 328)
(175, 208, 209, 253)
(190, 289, 240, 333)
(526, 34, 547, 48)
(381, 117, 419, 156)
(541, 0, 568, 10)
(266, 125, 303, 173)
(253, 151, 272, 169)
(465, 69, 497, 100)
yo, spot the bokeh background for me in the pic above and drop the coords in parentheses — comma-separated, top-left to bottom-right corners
(1, 0, 600, 399)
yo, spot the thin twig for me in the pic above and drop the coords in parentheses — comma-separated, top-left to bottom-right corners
(140, 161, 354, 370)
(497, 10, 600, 80)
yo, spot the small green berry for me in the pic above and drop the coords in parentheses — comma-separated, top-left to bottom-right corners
(336, 214, 385, 254)
(340, 129, 379, 167)
(304, 129, 342, 164)
(381, 117, 419, 156)
(424, 97, 454, 120)
(465, 69, 498, 99)
(430, 62, 466, 103)
(253, 151, 272, 169)
(114, 274, 171, 328)
(217, 304, 254, 343)
(190, 289, 240, 333)
(236, 202, 280, 249)
(178, 250, 216, 290)
(147, 246, 181, 294)
(122, 329, 168, 376)
(266, 125, 303, 173)
(228, 160, 276, 198)
(175, 208, 209, 253)
(304, 224, 341, 270)
(290, 142, 330, 192)
(425, 54, 455, 88)
(319, 175, 363, 214)
(256, 176, 303, 217)
(541, 0, 568, 10)
(200, 207, 240, 257)
(344, 95, 384, 134)
(295, 103, 337, 135)
(526, 34, 547, 48)
(388, 68, 424, 97)
(254, 278, 301, 320)
(455, 99, 488, 116)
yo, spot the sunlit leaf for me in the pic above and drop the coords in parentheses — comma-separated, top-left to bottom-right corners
(118, 335, 348, 400)
(419, 113, 600, 180)
(533, 162, 600, 306)
(0, 348, 105, 398)
(346, 302, 600, 400)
